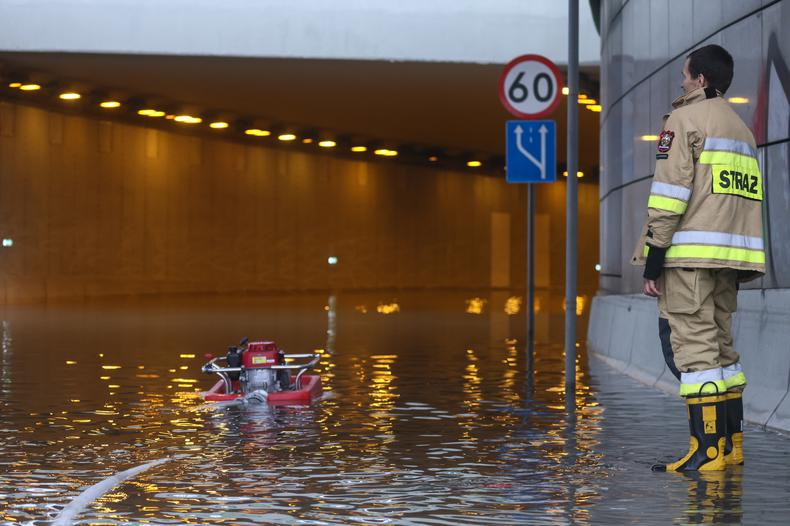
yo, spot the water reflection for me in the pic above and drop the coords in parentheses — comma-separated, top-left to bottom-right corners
(504, 296, 522, 315)
(465, 297, 486, 314)
(326, 294, 337, 354)
(681, 470, 743, 524)
(376, 301, 401, 314)
(1, 320, 11, 397)
(562, 294, 587, 317)
(0, 293, 786, 525)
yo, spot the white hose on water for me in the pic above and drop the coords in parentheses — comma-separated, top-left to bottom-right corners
(51, 457, 171, 526)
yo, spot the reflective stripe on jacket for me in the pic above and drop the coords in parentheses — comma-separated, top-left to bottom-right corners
(631, 87, 765, 278)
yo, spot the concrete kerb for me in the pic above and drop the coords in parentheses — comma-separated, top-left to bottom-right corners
(588, 295, 615, 360)
(734, 291, 772, 425)
(653, 364, 679, 395)
(586, 295, 604, 354)
(621, 297, 667, 386)
(762, 289, 790, 430)
(587, 290, 790, 434)
(588, 294, 669, 388)
(606, 295, 637, 366)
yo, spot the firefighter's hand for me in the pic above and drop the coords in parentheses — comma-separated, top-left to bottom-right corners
(643, 279, 661, 297)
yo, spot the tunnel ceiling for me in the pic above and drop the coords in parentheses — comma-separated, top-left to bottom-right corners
(0, 52, 600, 167)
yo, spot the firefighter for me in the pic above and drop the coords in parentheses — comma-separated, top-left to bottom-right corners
(632, 45, 764, 471)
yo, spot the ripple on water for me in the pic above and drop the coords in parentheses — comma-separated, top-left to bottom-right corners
(0, 293, 789, 525)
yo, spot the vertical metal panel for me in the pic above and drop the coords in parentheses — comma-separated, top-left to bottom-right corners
(721, 13, 763, 125)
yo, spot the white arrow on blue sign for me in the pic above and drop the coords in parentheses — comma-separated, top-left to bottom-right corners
(506, 120, 556, 183)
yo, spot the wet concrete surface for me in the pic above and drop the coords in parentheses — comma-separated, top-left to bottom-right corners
(0, 291, 788, 525)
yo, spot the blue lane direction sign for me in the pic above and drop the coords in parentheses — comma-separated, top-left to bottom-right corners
(506, 120, 556, 183)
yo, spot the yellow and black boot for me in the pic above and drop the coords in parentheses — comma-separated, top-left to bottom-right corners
(723, 391, 744, 465)
(652, 394, 727, 472)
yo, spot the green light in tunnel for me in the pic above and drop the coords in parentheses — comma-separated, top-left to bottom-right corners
(2, 238, 12, 247)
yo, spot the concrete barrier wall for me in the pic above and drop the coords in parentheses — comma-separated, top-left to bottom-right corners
(588, 291, 790, 433)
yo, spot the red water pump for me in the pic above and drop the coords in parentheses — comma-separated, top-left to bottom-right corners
(223, 339, 289, 394)
(201, 338, 323, 403)
(242, 341, 290, 393)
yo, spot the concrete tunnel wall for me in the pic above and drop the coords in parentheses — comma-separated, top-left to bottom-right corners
(588, 292, 790, 434)
(0, 101, 600, 304)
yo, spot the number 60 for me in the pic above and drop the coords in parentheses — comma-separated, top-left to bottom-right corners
(508, 72, 555, 103)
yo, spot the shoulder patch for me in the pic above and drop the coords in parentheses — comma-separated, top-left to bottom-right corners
(657, 130, 674, 153)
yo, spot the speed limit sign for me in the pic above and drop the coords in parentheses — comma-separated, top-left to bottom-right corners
(499, 54, 563, 119)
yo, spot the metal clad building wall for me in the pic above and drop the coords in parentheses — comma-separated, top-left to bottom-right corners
(599, 0, 790, 293)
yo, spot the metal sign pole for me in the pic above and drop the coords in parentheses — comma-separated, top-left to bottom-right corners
(526, 183, 535, 361)
(565, 0, 579, 395)
(498, 53, 562, 390)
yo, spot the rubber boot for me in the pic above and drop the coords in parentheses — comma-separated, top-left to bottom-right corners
(723, 391, 744, 465)
(652, 394, 727, 472)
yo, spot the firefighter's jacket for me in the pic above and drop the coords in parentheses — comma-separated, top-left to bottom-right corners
(631, 86, 765, 280)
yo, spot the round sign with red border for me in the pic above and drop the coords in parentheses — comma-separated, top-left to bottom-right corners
(498, 54, 563, 119)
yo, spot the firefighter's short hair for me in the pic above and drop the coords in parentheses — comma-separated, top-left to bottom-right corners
(687, 45, 734, 95)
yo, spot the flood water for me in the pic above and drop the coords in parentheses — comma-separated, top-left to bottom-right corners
(1, 291, 789, 525)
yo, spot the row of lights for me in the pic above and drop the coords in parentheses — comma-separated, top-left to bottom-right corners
(6, 82, 487, 168)
(561, 87, 602, 113)
(562, 87, 748, 115)
(561, 89, 746, 111)
(637, 97, 749, 142)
